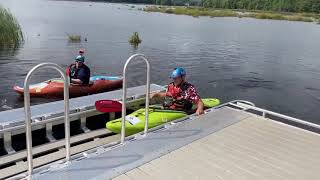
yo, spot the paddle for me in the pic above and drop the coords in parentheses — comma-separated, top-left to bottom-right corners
(95, 100, 122, 113)
(95, 98, 220, 113)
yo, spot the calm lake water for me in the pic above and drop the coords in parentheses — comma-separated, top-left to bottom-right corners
(1, 0, 320, 124)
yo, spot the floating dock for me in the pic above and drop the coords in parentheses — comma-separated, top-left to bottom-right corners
(0, 84, 165, 179)
(22, 101, 320, 180)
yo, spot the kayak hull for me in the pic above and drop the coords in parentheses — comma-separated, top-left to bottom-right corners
(106, 98, 220, 136)
(13, 76, 123, 98)
(107, 109, 188, 136)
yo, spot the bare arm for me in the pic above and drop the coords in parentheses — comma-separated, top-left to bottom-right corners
(150, 92, 166, 99)
(195, 99, 204, 115)
(71, 78, 83, 84)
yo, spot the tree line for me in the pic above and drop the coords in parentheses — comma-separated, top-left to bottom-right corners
(94, 0, 320, 13)
(201, 0, 320, 13)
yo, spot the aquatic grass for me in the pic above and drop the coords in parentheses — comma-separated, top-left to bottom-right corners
(67, 34, 81, 42)
(248, 13, 285, 20)
(285, 15, 313, 22)
(245, 12, 313, 22)
(144, 6, 318, 23)
(297, 12, 320, 19)
(129, 32, 141, 46)
(144, 6, 236, 18)
(0, 6, 24, 48)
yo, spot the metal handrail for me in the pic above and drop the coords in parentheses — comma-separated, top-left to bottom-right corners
(209, 100, 256, 110)
(121, 54, 150, 143)
(0, 109, 96, 134)
(23, 63, 70, 177)
(230, 101, 320, 130)
(228, 100, 255, 107)
(0, 96, 152, 135)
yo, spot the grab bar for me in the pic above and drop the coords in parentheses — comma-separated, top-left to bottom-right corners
(23, 63, 70, 177)
(121, 54, 150, 143)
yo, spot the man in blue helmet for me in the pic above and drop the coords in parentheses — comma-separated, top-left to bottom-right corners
(151, 67, 204, 115)
(68, 55, 90, 85)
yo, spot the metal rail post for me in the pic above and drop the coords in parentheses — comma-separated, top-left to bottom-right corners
(23, 63, 70, 177)
(121, 54, 151, 143)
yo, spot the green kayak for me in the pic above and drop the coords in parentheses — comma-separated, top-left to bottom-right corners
(106, 98, 220, 136)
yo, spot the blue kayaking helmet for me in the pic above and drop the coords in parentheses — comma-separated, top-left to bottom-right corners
(170, 67, 186, 78)
(75, 55, 85, 63)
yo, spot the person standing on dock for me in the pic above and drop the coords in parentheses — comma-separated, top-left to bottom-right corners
(151, 67, 204, 115)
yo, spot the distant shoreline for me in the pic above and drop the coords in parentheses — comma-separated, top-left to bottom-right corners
(144, 6, 320, 24)
(51, 1, 320, 24)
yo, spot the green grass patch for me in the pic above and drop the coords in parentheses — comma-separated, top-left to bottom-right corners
(0, 6, 24, 48)
(246, 12, 313, 22)
(144, 6, 236, 18)
(285, 15, 313, 22)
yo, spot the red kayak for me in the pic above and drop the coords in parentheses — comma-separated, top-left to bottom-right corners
(13, 76, 123, 98)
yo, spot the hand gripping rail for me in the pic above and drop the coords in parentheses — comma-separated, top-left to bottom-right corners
(121, 54, 150, 143)
(23, 63, 70, 178)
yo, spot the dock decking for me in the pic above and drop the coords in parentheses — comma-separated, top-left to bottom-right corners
(115, 115, 320, 180)
(31, 104, 320, 180)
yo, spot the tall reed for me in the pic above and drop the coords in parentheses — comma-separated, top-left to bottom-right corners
(0, 6, 24, 48)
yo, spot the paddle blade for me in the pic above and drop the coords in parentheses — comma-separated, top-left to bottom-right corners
(95, 100, 122, 113)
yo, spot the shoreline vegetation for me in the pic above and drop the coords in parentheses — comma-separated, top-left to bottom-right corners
(144, 6, 319, 23)
(0, 6, 24, 48)
(96, 0, 320, 22)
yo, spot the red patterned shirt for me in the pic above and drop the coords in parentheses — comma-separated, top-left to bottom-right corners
(165, 81, 201, 111)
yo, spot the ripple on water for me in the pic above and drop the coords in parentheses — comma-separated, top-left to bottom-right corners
(304, 87, 320, 104)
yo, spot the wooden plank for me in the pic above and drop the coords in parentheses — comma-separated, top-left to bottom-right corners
(125, 168, 153, 180)
(148, 155, 191, 180)
(194, 141, 289, 179)
(156, 149, 222, 180)
(218, 131, 317, 176)
(138, 162, 179, 180)
(162, 148, 226, 180)
(195, 134, 297, 175)
(198, 120, 319, 178)
(113, 174, 131, 180)
(187, 143, 273, 180)
(220, 125, 320, 168)
(181, 144, 256, 180)
(223, 123, 320, 159)
(243, 118, 320, 148)
(178, 146, 247, 180)
(244, 117, 320, 144)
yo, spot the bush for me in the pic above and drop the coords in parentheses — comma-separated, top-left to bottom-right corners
(0, 6, 24, 48)
(67, 34, 81, 42)
(129, 32, 142, 46)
